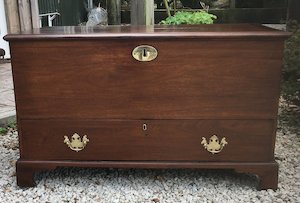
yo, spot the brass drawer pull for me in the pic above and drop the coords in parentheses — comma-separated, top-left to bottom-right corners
(132, 45, 158, 62)
(64, 133, 89, 152)
(201, 135, 228, 154)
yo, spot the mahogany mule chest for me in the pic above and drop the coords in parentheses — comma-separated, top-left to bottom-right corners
(4, 24, 290, 189)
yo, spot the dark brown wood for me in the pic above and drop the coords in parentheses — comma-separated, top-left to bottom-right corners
(16, 160, 57, 187)
(16, 160, 278, 190)
(4, 24, 291, 41)
(10, 39, 284, 120)
(20, 119, 275, 161)
(16, 161, 36, 187)
(5, 25, 290, 189)
(235, 162, 279, 190)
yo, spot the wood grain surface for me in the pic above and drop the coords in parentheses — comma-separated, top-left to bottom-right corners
(6, 25, 289, 189)
(4, 24, 290, 40)
(11, 39, 284, 120)
(16, 160, 279, 190)
(20, 119, 275, 162)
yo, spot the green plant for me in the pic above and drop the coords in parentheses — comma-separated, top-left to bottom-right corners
(160, 11, 217, 25)
(0, 120, 17, 135)
(0, 127, 7, 135)
(282, 20, 300, 106)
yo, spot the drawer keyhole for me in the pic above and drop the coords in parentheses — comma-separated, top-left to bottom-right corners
(143, 123, 147, 131)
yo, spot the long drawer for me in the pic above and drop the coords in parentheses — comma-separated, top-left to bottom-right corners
(20, 119, 275, 162)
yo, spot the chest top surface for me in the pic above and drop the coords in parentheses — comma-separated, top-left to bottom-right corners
(4, 24, 290, 41)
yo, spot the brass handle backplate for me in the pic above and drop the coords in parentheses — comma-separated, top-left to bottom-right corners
(132, 45, 158, 62)
(64, 133, 89, 152)
(201, 135, 228, 154)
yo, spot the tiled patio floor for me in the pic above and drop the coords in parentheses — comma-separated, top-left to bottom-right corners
(0, 62, 15, 125)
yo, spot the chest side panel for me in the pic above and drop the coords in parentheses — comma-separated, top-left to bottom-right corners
(11, 39, 284, 119)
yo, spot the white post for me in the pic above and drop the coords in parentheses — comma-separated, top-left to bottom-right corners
(18, 0, 32, 31)
(39, 13, 60, 27)
(4, 0, 21, 33)
(131, 0, 154, 25)
(48, 16, 52, 27)
(48, 14, 58, 27)
(30, 0, 40, 29)
(0, 0, 10, 59)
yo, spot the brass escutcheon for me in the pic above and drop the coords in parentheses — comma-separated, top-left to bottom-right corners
(143, 123, 147, 131)
(132, 45, 158, 62)
(201, 135, 228, 154)
(64, 133, 89, 152)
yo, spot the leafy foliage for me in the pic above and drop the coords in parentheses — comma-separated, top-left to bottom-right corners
(0, 127, 7, 135)
(160, 11, 217, 25)
(282, 21, 300, 106)
(0, 120, 17, 135)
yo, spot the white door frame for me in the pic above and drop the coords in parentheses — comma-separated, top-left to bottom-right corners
(0, 0, 10, 59)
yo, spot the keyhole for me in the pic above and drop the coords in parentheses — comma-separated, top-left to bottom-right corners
(143, 49, 147, 57)
(143, 123, 147, 131)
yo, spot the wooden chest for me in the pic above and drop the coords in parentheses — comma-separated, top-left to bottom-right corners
(5, 24, 289, 189)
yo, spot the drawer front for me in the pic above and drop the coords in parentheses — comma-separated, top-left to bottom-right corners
(20, 120, 275, 162)
(11, 39, 283, 120)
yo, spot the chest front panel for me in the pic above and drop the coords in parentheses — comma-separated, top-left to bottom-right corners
(11, 39, 283, 120)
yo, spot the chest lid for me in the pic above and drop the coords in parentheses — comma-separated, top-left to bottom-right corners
(4, 24, 290, 41)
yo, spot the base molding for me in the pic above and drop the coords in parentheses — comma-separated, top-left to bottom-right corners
(16, 160, 278, 190)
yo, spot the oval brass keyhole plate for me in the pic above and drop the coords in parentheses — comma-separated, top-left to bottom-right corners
(132, 45, 158, 62)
